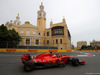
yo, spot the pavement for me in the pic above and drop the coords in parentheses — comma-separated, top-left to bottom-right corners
(0, 50, 100, 75)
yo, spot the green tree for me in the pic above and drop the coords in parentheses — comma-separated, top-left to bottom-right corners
(0, 24, 22, 48)
(0, 24, 9, 41)
(81, 45, 87, 49)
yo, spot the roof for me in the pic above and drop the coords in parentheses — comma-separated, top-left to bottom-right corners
(18, 21, 37, 28)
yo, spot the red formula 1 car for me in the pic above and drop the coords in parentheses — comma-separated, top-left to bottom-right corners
(21, 52, 85, 71)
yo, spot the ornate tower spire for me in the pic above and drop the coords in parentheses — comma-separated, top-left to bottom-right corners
(14, 13, 21, 25)
(62, 16, 66, 23)
(50, 19, 53, 25)
(16, 13, 20, 20)
(40, 2, 44, 10)
(37, 2, 46, 19)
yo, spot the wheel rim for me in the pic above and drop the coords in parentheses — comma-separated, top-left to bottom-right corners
(75, 59, 79, 65)
(25, 64, 32, 71)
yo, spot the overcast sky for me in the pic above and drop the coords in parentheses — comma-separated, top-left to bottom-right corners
(0, 0, 100, 46)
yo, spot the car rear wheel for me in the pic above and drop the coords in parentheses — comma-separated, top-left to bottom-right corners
(24, 60, 35, 71)
(71, 58, 79, 66)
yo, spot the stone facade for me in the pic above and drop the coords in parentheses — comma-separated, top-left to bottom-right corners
(90, 40, 100, 47)
(77, 41, 87, 48)
(5, 2, 71, 49)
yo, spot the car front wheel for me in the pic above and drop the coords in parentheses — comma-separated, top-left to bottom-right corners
(71, 58, 79, 66)
(24, 60, 35, 71)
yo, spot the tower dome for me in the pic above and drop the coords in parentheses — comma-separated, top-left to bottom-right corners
(16, 13, 20, 20)
(37, 2, 46, 19)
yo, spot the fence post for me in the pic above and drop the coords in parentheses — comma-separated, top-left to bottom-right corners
(65, 43, 66, 49)
(57, 43, 58, 49)
(17, 44, 18, 49)
(48, 43, 49, 49)
(38, 43, 39, 49)
(27, 44, 28, 49)
(6, 42, 8, 48)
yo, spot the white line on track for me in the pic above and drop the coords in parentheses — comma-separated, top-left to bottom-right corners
(85, 73, 100, 74)
(77, 55, 95, 57)
(79, 52, 95, 57)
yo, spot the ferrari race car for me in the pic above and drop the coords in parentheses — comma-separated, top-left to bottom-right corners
(21, 52, 85, 71)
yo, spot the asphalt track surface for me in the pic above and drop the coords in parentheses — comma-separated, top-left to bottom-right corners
(0, 51, 100, 75)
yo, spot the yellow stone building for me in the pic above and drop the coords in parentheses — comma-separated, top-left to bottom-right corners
(5, 3, 71, 49)
(90, 40, 100, 47)
(77, 41, 87, 48)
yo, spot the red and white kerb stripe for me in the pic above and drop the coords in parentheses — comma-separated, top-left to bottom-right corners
(69, 53, 95, 57)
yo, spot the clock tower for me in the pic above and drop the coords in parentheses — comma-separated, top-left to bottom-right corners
(37, 2, 46, 35)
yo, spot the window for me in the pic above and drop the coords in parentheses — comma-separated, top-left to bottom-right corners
(51, 26, 64, 36)
(53, 40, 54, 44)
(26, 39, 30, 44)
(47, 32, 49, 36)
(60, 39, 62, 44)
(56, 39, 58, 44)
(44, 33, 45, 36)
(26, 30, 30, 36)
(54, 29, 63, 35)
(33, 31, 36, 34)
(44, 40, 45, 45)
(38, 33, 41, 35)
(36, 40, 39, 44)
(59, 29, 63, 34)
(47, 40, 49, 45)
(20, 30, 24, 34)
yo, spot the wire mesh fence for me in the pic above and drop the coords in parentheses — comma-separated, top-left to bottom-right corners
(0, 41, 72, 49)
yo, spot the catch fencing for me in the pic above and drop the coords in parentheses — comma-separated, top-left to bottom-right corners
(0, 41, 72, 49)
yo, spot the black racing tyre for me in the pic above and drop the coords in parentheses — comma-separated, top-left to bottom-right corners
(61, 63, 66, 67)
(71, 58, 79, 66)
(24, 60, 35, 71)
